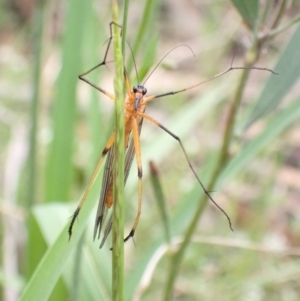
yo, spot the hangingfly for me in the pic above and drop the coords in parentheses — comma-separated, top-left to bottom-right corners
(68, 22, 276, 248)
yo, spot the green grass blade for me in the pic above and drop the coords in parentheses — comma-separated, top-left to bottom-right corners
(137, 34, 159, 82)
(112, 2, 125, 300)
(149, 161, 171, 245)
(122, 0, 130, 56)
(27, 203, 112, 300)
(20, 179, 100, 301)
(245, 23, 300, 128)
(81, 11, 106, 173)
(27, 2, 45, 207)
(126, 0, 159, 74)
(45, 0, 87, 202)
(218, 97, 300, 187)
(230, 0, 259, 26)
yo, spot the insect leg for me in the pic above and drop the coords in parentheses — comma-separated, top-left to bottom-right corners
(98, 116, 145, 248)
(123, 118, 143, 242)
(143, 66, 276, 104)
(68, 132, 115, 240)
(78, 22, 123, 100)
(136, 112, 233, 231)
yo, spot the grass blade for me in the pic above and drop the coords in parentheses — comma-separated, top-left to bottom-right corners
(20, 180, 100, 301)
(218, 97, 300, 187)
(45, 0, 87, 202)
(149, 161, 171, 245)
(112, 2, 125, 300)
(230, 0, 259, 27)
(245, 23, 300, 128)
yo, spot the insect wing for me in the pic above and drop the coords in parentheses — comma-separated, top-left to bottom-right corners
(95, 115, 145, 247)
(93, 143, 114, 240)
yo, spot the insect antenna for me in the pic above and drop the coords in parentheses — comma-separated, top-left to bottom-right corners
(143, 44, 196, 86)
(126, 41, 140, 85)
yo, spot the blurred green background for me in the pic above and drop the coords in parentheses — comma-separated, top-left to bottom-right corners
(1, 0, 300, 300)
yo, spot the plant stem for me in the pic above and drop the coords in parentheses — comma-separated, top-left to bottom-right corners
(162, 53, 255, 301)
(112, 1, 125, 300)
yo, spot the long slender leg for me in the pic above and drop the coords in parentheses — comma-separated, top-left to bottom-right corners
(68, 132, 115, 239)
(78, 22, 123, 100)
(143, 66, 276, 103)
(136, 112, 233, 231)
(69, 23, 124, 239)
(123, 118, 143, 242)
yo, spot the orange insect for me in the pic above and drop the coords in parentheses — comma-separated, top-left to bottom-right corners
(68, 22, 275, 247)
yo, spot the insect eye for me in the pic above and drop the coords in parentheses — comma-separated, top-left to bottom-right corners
(133, 86, 138, 93)
(142, 87, 147, 95)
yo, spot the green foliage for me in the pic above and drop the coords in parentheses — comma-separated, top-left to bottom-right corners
(45, 0, 89, 202)
(245, 23, 300, 127)
(112, 2, 125, 300)
(231, 0, 259, 26)
(1, 1, 300, 300)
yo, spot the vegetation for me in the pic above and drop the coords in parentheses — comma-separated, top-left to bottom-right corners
(1, 0, 300, 300)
